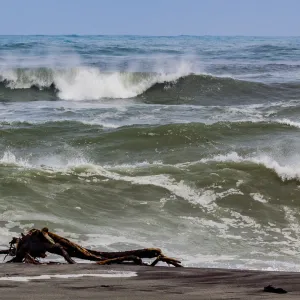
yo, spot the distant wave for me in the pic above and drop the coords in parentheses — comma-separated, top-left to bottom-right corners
(247, 44, 299, 53)
(0, 67, 299, 103)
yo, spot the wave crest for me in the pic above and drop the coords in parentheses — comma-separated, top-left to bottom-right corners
(0, 61, 193, 100)
(200, 152, 300, 181)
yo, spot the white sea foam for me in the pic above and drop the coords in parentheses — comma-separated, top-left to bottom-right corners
(0, 271, 137, 282)
(250, 193, 268, 204)
(276, 118, 300, 129)
(55, 65, 191, 100)
(0, 150, 30, 167)
(84, 166, 215, 207)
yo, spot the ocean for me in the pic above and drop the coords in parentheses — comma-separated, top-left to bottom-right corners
(0, 35, 300, 271)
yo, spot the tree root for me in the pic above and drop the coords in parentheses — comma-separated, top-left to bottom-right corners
(0, 228, 183, 267)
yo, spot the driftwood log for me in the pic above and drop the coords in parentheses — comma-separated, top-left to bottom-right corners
(0, 228, 182, 267)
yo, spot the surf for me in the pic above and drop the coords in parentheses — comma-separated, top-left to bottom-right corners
(1, 67, 299, 105)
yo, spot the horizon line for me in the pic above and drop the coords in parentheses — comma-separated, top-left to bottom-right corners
(0, 34, 299, 38)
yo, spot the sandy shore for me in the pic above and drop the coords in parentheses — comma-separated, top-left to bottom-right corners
(0, 264, 299, 299)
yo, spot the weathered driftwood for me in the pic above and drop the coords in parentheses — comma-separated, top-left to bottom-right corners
(0, 228, 182, 267)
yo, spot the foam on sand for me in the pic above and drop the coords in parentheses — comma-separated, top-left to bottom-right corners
(0, 271, 137, 282)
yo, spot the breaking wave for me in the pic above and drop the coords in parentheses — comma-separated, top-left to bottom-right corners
(2, 145, 300, 183)
(0, 64, 192, 100)
(199, 152, 300, 182)
(0, 67, 299, 103)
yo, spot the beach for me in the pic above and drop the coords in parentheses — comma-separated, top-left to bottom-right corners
(0, 264, 299, 299)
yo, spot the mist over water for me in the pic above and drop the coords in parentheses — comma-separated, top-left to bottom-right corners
(1, 35, 300, 270)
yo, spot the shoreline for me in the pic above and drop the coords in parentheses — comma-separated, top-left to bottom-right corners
(0, 264, 299, 299)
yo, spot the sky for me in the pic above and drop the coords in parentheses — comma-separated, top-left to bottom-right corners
(0, 0, 299, 36)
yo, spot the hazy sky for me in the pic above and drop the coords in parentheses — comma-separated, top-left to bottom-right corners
(0, 0, 299, 36)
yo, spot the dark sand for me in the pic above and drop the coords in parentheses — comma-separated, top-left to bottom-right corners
(0, 264, 299, 299)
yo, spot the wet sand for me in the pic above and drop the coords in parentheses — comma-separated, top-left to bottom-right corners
(0, 264, 299, 299)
